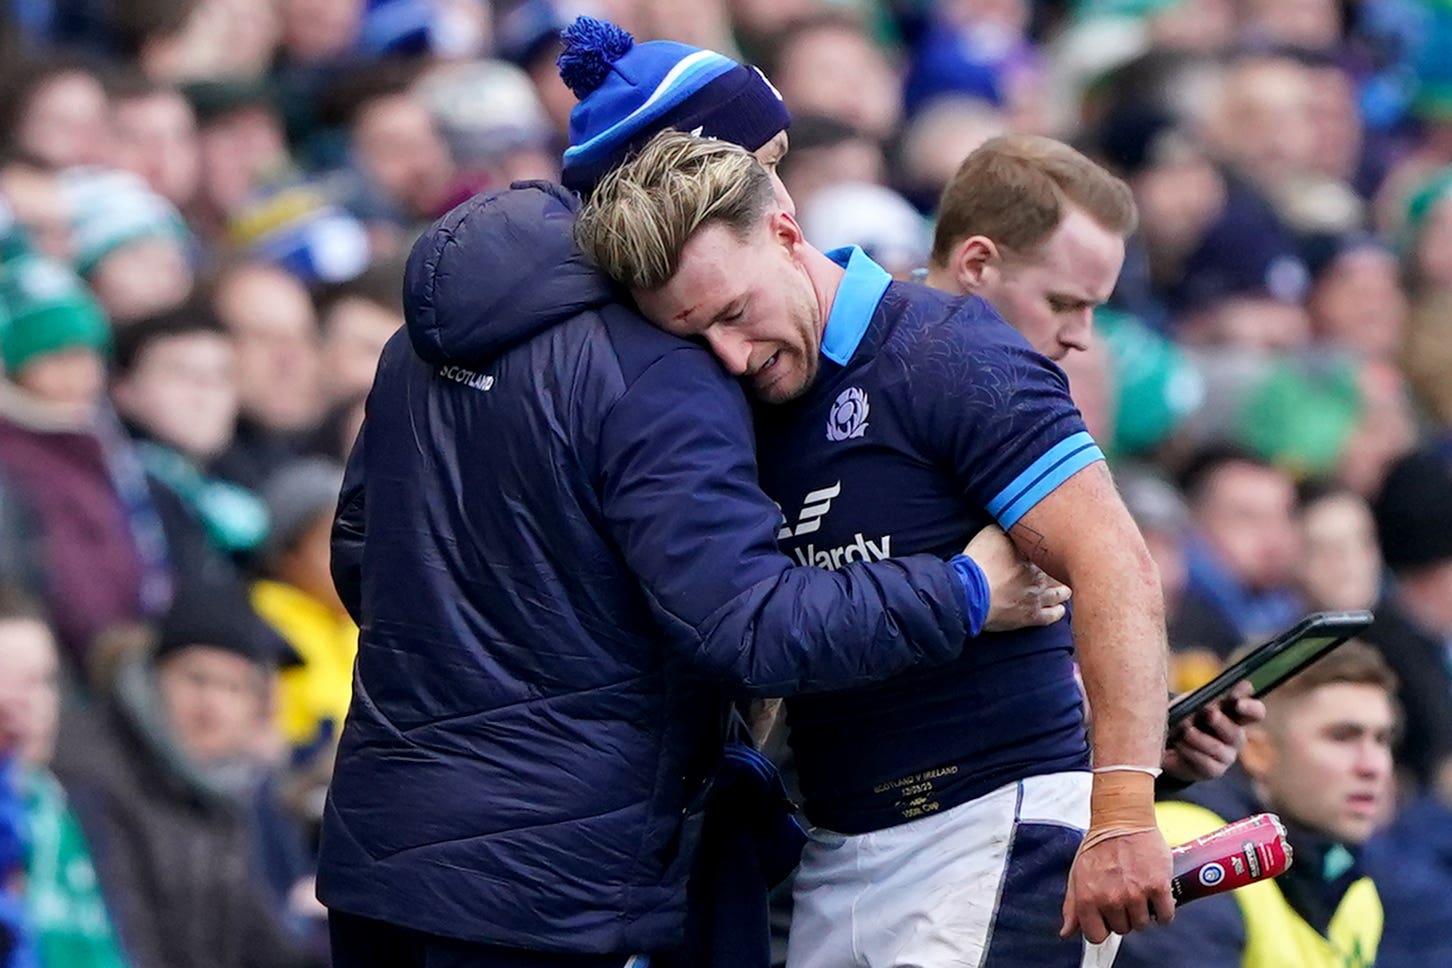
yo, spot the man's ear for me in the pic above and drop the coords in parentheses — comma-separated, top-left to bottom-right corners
(949, 235, 1001, 293)
(1240, 724, 1277, 784)
(769, 208, 806, 255)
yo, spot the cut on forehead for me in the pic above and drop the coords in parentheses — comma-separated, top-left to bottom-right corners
(639, 222, 754, 328)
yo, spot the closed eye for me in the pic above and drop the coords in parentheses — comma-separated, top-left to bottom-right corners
(1049, 296, 1092, 314)
(718, 299, 747, 324)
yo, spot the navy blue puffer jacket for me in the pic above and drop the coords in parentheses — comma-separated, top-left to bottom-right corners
(316, 183, 971, 954)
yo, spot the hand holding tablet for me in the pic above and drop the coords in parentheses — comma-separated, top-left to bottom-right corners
(1167, 611, 1375, 735)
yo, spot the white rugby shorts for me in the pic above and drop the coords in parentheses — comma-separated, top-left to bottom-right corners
(786, 771, 1120, 968)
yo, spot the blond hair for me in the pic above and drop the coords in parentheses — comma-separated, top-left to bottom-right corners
(575, 129, 774, 291)
(930, 134, 1138, 266)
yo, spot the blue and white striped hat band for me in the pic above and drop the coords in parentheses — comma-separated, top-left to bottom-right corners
(558, 17, 791, 194)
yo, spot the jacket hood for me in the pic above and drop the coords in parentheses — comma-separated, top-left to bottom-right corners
(405, 180, 617, 365)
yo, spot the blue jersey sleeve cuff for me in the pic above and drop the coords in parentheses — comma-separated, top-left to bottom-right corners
(948, 554, 990, 638)
(986, 431, 1104, 529)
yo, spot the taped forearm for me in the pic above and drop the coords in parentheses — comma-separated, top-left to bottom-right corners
(1083, 771, 1159, 845)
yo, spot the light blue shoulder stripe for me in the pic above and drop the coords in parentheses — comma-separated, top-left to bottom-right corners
(563, 51, 737, 163)
(987, 431, 1104, 529)
(820, 246, 891, 366)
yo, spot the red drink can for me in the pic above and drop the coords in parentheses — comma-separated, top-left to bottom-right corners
(1169, 812, 1293, 905)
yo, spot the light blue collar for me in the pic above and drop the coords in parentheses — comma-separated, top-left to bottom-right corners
(820, 246, 892, 366)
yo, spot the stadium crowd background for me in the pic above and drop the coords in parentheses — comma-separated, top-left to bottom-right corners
(1, 0, 1452, 965)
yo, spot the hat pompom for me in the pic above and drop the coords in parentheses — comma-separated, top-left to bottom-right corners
(558, 16, 634, 98)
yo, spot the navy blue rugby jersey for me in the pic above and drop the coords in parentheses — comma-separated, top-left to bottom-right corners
(755, 247, 1103, 835)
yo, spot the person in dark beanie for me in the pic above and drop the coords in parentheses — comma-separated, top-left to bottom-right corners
(56, 579, 320, 968)
(1364, 449, 1452, 797)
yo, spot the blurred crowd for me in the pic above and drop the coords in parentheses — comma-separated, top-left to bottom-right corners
(0, 0, 1451, 965)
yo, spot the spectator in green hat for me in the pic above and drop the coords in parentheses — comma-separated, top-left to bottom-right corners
(1237, 355, 1416, 498)
(1238, 356, 1361, 480)
(0, 255, 171, 670)
(0, 254, 111, 416)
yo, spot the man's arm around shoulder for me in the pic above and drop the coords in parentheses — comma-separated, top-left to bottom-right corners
(597, 343, 973, 696)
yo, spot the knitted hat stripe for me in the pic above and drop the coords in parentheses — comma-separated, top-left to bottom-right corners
(562, 50, 737, 165)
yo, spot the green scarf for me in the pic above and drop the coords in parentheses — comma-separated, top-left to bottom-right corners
(23, 768, 129, 968)
(137, 441, 269, 555)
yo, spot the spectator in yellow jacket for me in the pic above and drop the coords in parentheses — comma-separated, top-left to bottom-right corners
(1118, 641, 1396, 968)
(250, 458, 355, 763)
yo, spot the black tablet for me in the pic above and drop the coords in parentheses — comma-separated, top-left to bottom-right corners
(1167, 610, 1375, 733)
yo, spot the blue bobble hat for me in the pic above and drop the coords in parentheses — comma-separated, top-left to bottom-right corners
(558, 17, 791, 194)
